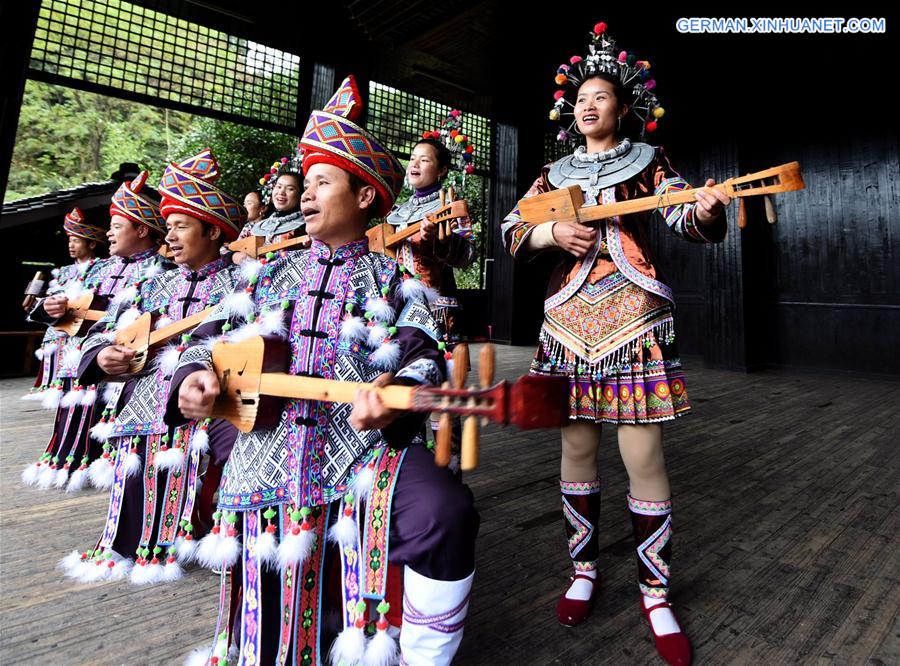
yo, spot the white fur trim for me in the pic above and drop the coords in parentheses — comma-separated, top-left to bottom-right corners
(254, 529, 278, 569)
(129, 561, 152, 586)
(108, 558, 134, 581)
(190, 428, 209, 454)
(240, 259, 263, 281)
(115, 307, 141, 331)
(112, 285, 137, 305)
(123, 451, 143, 478)
(60, 388, 82, 409)
(89, 420, 113, 442)
(154, 447, 184, 472)
(370, 341, 401, 371)
(41, 387, 62, 411)
(66, 467, 89, 492)
(21, 462, 42, 486)
(365, 297, 395, 323)
(144, 262, 163, 279)
(36, 465, 57, 489)
(59, 550, 84, 574)
(88, 458, 115, 489)
(80, 386, 98, 406)
(329, 626, 367, 666)
(53, 467, 70, 488)
(62, 345, 82, 371)
(163, 560, 184, 582)
(155, 345, 182, 376)
(223, 290, 254, 318)
(34, 347, 45, 361)
(175, 535, 198, 564)
(328, 513, 359, 548)
(340, 315, 368, 343)
(350, 465, 375, 502)
(103, 382, 123, 405)
(399, 276, 440, 305)
(364, 627, 399, 666)
(258, 308, 286, 337)
(367, 324, 389, 348)
(154, 315, 174, 330)
(276, 528, 316, 571)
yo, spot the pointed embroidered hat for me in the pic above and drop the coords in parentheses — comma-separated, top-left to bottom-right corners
(109, 170, 166, 235)
(63, 207, 107, 243)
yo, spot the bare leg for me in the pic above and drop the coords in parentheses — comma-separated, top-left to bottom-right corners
(617, 424, 669, 501)
(561, 421, 602, 482)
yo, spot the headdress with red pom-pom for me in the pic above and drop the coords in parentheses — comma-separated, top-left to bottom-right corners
(549, 21, 665, 143)
(419, 109, 476, 188)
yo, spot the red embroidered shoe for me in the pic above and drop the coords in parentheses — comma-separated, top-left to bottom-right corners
(640, 600, 692, 666)
(556, 573, 598, 627)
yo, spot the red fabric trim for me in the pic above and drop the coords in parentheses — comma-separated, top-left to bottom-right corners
(301, 150, 394, 218)
(159, 197, 240, 242)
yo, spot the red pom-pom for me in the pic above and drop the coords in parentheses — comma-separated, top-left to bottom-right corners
(227, 527, 237, 537)
(291, 526, 301, 536)
(465, 145, 475, 153)
(211, 525, 220, 535)
(108, 560, 116, 568)
(554, 90, 566, 101)
(262, 173, 271, 182)
(594, 22, 607, 35)
(167, 555, 176, 564)
(280, 157, 288, 163)
(646, 121, 658, 133)
(265, 524, 277, 534)
(150, 556, 159, 565)
(270, 167, 278, 174)
(449, 130, 459, 138)
(300, 521, 312, 531)
(569, 55, 583, 64)
(355, 618, 367, 629)
(184, 534, 193, 541)
(377, 619, 389, 631)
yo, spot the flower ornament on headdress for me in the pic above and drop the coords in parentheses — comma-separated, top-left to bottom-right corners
(420, 109, 476, 188)
(258, 143, 304, 205)
(550, 21, 665, 143)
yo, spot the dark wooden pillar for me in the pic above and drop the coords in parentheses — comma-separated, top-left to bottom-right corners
(486, 121, 518, 342)
(0, 3, 40, 205)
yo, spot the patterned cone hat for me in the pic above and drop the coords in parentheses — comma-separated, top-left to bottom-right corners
(300, 75, 405, 218)
(63, 207, 107, 244)
(158, 149, 246, 241)
(109, 171, 166, 235)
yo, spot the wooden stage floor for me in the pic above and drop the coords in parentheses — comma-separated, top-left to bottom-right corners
(1, 345, 898, 665)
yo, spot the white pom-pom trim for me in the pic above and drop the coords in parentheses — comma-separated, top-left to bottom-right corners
(66, 467, 89, 492)
(340, 316, 367, 343)
(258, 309, 286, 337)
(240, 259, 263, 281)
(80, 386, 98, 406)
(190, 428, 209, 454)
(155, 344, 182, 376)
(350, 465, 375, 502)
(154, 315, 174, 330)
(370, 341, 401, 371)
(254, 529, 279, 569)
(21, 462, 42, 486)
(367, 324, 389, 348)
(328, 512, 359, 548)
(89, 458, 116, 489)
(365, 297, 395, 323)
(276, 528, 316, 571)
(123, 450, 143, 478)
(223, 291, 254, 318)
(115, 307, 141, 331)
(399, 276, 440, 304)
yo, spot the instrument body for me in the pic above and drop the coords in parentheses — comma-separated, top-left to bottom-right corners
(51, 291, 107, 337)
(367, 199, 469, 258)
(517, 162, 805, 228)
(114, 306, 215, 374)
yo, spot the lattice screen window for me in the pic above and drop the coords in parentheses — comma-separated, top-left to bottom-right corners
(367, 81, 492, 175)
(29, 0, 301, 130)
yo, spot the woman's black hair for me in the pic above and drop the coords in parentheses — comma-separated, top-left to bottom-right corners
(413, 138, 453, 175)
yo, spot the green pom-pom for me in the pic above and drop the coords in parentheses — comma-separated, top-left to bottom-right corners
(212, 511, 222, 521)
(222, 322, 232, 332)
(51, 455, 59, 464)
(437, 341, 447, 351)
(266, 252, 276, 260)
(159, 307, 166, 315)
(388, 326, 397, 336)
(356, 600, 368, 614)
(345, 303, 354, 313)
(66, 454, 75, 463)
(104, 551, 113, 560)
(153, 545, 162, 555)
(376, 600, 391, 615)
(161, 434, 170, 443)
(181, 333, 191, 343)
(184, 523, 194, 533)
(299, 506, 311, 518)
(132, 436, 140, 444)
(290, 509, 303, 522)
(249, 276, 258, 285)
(168, 545, 177, 555)
(381, 286, 389, 296)
(281, 300, 291, 310)
(225, 513, 238, 524)
(263, 508, 277, 520)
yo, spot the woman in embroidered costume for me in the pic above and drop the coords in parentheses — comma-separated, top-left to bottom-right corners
(22, 180, 174, 492)
(502, 22, 731, 666)
(231, 146, 306, 264)
(171, 77, 478, 666)
(59, 151, 243, 585)
(386, 110, 476, 342)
